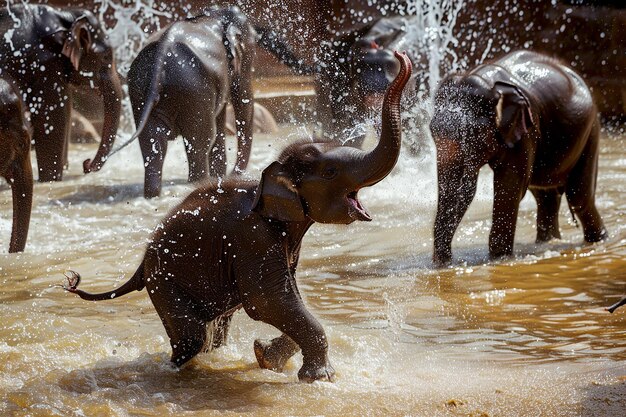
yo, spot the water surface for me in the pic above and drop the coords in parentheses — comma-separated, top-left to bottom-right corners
(1, 126, 625, 416)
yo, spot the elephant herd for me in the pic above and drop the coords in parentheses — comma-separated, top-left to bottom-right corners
(1, 4, 614, 383)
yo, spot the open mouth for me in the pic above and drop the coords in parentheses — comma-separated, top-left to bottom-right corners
(347, 191, 371, 221)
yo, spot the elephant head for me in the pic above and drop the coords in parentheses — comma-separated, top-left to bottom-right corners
(350, 39, 402, 113)
(253, 51, 412, 225)
(58, 11, 123, 174)
(0, 78, 33, 253)
(429, 74, 535, 265)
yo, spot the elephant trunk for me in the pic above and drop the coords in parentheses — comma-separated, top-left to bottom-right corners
(9, 152, 33, 253)
(433, 138, 479, 265)
(357, 51, 412, 187)
(83, 62, 123, 174)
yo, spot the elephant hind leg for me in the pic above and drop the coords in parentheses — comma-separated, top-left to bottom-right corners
(565, 122, 608, 242)
(138, 117, 172, 199)
(148, 283, 207, 367)
(170, 324, 207, 367)
(531, 187, 562, 242)
(181, 115, 220, 183)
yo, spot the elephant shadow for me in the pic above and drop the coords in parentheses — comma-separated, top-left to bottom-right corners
(49, 180, 191, 205)
(58, 352, 290, 412)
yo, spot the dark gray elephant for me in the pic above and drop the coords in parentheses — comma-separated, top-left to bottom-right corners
(0, 77, 33, 253)
(430, 50, 607, 265)
(0, 4, 122, 182)
(126, 6, 312, 199)
(64, 52, 412, 382)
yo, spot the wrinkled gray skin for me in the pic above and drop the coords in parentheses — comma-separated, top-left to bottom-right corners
(430, 50, 607, 265)
(65, 52, 412, 383)
(0, 77, 33, 253)
(127, 6, 256, 199)
(0, 5, 122, 182)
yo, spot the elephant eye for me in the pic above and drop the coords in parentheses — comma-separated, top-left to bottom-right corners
(321, 166, 338, 180)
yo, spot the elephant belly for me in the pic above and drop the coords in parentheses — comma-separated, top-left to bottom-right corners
(531, 128, 590, 187)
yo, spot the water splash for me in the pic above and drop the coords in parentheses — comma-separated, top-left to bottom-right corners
(397, 0, 466, 108)
(92, 0, 173, 78)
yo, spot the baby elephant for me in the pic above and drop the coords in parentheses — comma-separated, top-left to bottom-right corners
(0, 77, 33, 253)
(64, 52, 412, 382)
(430, 50, 607, 265)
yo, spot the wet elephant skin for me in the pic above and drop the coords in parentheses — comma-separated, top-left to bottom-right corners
(430, 50, 608, 266)
(64, 52, 412, 383)
(127, 6, 257, 199)
(0, 4, 123, 182)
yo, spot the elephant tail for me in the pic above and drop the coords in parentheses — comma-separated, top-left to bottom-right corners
(607, 296, 626, 313)
(254, 26, 318, 75)
(62, 262, 145, 301)
(106, 42, 168, 158)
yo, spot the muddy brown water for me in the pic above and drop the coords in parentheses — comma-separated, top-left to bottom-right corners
(0, 125, 624, 416)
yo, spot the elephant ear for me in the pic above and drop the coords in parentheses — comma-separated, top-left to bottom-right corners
(494, 81, 534, 148)
(252, 161, 306, 222)
(225, 24, 244, 75)
(62, 16, 92, 71)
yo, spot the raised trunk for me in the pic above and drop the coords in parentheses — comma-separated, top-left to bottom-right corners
(83, 63, 122, 173)
(9, 153, 33, 253)
(433, 142, 479, 265)
(357, 52, 412, 187)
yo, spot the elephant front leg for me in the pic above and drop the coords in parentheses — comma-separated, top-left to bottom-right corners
(433, 159, 479, 266)
(32, 99, 71, 182)
(254, 333, 300, 372)
(7, 152, 34, 253)
(242, 270, 335, 382)
(490, 165, 529, 258)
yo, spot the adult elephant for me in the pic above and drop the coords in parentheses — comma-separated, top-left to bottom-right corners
(0, 77, 33, 253)
(0, 4, 122, 182)
(126, 6, 311, 199)
(64, 52, 412, 382)
(430, 50, 607, 265)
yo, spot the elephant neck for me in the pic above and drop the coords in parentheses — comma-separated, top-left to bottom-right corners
(281, 219, 314, 266)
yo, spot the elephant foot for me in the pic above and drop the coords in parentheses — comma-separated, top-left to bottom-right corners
(535, 230, 561, 243)
(584, 227, 608, 243)
(297, 360, 335, 383)
(432, 252, 451, 268)
(254, 339, 292, 372)
(489, 251, 513, 261)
